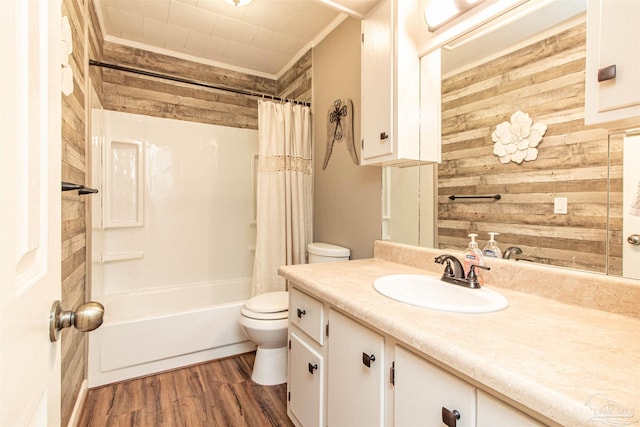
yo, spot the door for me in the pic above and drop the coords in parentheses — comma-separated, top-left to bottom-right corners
(0, 0, 62, 425)
(623, 133, 640, 279)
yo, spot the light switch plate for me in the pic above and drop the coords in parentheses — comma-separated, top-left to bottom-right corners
(554, 197, 568, 214)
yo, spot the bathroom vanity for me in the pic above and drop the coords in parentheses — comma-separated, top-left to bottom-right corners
(280, 241, 640, 427)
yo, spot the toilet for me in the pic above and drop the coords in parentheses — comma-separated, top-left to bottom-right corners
(239, 242, 350, 385)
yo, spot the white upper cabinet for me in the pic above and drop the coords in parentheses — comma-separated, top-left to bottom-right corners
(585, 0, 640, 128)
(361, 0, 426, 166)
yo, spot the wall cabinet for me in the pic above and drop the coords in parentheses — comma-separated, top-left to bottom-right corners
(361, 0, 430, 166)
(585, 0, 640, 127)
(287, 285, 544, 426)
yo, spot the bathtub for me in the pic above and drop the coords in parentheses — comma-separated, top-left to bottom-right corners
(88, 278, 255, 387)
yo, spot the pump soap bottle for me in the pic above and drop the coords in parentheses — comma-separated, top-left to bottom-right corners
(483, 232, 502, 258)
(463, 233, 484, 284)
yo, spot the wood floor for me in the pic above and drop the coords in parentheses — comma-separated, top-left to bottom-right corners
(78, 352, 294, 427)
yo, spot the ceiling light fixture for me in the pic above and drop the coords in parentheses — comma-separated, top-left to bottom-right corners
(224, 0, 253, 6)
(425, 0, 484, 31)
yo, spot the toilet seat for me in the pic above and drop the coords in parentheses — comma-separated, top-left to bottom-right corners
(241, 291, 288, 320)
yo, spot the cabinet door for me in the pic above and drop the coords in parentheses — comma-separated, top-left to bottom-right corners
(362, 0, 393, 161)
(288, 331, 324, 427)
(394, 346, 476, 427)
(585, 0, 640, 125)
(477, 390, 545, 427)
(327, 309, 385, 426)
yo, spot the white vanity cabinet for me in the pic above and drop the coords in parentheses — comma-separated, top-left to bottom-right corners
(476, 390, 544, 427)
(394, 346, 476, 427)
(585, 0, 640, 127)
(288, 288, 326, 427)
(327, 308, 385, 426)
(361, 0, 425, 166)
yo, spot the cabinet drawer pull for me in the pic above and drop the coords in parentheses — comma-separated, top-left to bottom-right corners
(362, 352, 376, 368)
(441, 407, 461, 427)
(598, 64, 616, 82)
(296, 308, 306, 318)
(380, 132, 389, 140)
(308, 363, 318, 374)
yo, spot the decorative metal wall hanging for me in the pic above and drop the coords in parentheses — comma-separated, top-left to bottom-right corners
(491, 111, 547, 164)
(323, 98, 358, 169)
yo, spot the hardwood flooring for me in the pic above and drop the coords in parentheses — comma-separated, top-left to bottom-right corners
(78, 352, 293, 427)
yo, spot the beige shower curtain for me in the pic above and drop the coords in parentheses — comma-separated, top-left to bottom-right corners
(252, 100, 313, 296)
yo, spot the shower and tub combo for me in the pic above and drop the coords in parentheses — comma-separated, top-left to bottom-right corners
(89, 109, 349, 388)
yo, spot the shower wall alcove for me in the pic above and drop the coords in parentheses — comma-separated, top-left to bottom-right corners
(89, 109, 258, 386)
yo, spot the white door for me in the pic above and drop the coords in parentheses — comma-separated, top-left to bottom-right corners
(623, 134, 640, 280)
(0, 0, 62, 425)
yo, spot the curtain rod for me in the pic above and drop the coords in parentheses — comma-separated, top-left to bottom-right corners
(89, 59, 311, 107)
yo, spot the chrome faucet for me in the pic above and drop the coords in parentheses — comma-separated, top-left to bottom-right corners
(434, 254, 490, 289)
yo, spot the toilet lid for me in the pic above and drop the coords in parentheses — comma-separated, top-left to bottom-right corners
(240, 306, 288, 320)
(244, 291, 288, 313)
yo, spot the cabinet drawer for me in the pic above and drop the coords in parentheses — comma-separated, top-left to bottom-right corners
(290, 288, 324, 345)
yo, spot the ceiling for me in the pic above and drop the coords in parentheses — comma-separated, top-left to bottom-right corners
(94, 0, 379, 78)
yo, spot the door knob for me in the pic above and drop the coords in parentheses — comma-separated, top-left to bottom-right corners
(627, 234, 640, 245)
(49, 300, 104, 342)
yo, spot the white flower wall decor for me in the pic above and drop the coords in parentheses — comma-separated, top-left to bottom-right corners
(491, 111, 547, 164)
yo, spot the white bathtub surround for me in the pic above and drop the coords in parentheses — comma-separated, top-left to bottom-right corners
(252, 101, 313, 295)
(88, 279, 255, 387)
(89, 110, 259, 386)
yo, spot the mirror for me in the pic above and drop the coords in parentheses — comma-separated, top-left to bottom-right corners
(385, 0, 639, 280)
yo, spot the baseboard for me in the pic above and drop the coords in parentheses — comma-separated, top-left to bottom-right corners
(67, 379, 88, 427)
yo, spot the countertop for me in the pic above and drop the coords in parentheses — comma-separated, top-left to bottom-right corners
(278, 253, 640, 426)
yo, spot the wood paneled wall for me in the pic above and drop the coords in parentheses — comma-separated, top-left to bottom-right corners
(100, 44, 311, 129)
(438, 21, 620, 274)
(61, 0, 92, 425)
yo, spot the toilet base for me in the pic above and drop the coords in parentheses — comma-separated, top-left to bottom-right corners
(251, 346, 287, 386)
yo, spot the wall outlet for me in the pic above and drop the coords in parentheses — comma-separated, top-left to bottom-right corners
(554, 197, 568, 214)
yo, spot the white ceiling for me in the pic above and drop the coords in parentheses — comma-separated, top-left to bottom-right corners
(94, 0, 379, 78)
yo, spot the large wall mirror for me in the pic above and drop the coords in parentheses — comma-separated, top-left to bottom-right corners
(384, 0, 640, 281)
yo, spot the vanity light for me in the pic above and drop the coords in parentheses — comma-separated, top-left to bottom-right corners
(224, 0, 252, 6)
(425, 0, 485, 31)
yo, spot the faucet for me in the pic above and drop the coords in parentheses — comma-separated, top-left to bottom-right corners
(434, 254, 490, 289)
(503, 246, 523, 259)
(434, 254, 465, 279)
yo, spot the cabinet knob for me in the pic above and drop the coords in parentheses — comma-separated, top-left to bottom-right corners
(442, 407, 461, 427)
(597, 64, 616, 82)
(308, 363, 318, 374)
(628, 234, 640, 245)
(380, 132, 389, 140)
(362, 352, 376, 368)
(296, 308, 306, 318)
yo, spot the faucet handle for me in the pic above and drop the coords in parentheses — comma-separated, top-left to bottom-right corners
(442, 259, 455, 278)
(467, 264, 490, 288)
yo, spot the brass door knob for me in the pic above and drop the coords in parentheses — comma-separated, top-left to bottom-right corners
(49, 300, 104, 342)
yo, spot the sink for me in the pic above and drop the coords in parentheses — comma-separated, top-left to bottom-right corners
(373, 274, 508, 313)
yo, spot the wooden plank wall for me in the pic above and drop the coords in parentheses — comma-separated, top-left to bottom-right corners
(100, 44, 312, 129)
(61, 0, 90, 425)
(438, 20, 621, 274)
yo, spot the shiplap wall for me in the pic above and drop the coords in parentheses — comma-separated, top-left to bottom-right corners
(100, 44, 311, 129)
(438, 21, 621, 274)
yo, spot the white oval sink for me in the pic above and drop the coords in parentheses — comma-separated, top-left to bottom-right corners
(373, 274, 508, 313)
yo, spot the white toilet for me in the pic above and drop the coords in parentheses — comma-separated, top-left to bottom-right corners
(239, 242, 350, 385)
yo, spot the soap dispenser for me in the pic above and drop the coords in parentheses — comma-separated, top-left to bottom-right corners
(483, 232, 502, 258)
(463, 233, 484, 283)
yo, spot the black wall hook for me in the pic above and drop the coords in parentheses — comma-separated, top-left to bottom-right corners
(61, 182, 98, 195)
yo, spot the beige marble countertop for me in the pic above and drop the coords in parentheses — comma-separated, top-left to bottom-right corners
(278, 244, 640, 427)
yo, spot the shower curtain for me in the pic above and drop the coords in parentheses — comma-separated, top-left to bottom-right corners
(252, 100, 313, 295)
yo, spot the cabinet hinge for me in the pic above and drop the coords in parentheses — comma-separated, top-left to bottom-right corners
(326, 321, 329, 337)
(288, 391, 291, 401)
(288, 339, 291, 350)
(390, 361, 395, 386)
(361, 33, 364, 43)
(361, 139, 364, 150)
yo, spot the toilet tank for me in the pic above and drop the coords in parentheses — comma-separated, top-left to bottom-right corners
(307, 242, 350, 264)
